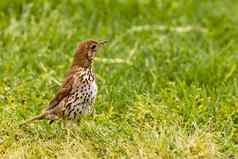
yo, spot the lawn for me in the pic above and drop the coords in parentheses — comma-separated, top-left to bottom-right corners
(0, 0, 238, 158)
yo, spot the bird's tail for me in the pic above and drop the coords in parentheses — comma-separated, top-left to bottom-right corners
(20, 113, 45, 126)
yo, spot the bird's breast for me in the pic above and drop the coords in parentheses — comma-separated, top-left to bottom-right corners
(64, 70, 97, 119)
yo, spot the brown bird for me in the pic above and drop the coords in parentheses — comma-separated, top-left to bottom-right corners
(21, 39, 107, 125)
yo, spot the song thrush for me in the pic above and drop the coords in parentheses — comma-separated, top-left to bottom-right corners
(22, 39, 107, 125)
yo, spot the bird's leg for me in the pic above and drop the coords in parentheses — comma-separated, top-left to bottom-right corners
(77, 117, 82, 125)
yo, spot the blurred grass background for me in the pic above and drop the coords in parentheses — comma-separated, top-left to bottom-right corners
(0, 0, 238, 158)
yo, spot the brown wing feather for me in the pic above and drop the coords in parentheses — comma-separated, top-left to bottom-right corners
(46, 73, 75, 111)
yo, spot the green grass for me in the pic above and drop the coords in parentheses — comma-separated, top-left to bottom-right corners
(0, 0, 238, 158)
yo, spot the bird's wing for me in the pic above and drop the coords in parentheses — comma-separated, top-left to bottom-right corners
(45, 73, 75, 111)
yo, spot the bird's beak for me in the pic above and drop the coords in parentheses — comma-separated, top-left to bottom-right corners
(99, 40, 108, 47)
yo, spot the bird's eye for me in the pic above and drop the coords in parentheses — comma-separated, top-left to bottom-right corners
(90, 44, 97, 49)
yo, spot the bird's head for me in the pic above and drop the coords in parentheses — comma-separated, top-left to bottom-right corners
(72, 39, 107, 68)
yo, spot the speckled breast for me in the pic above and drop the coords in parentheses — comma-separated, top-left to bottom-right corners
(64, 69, 97, 120)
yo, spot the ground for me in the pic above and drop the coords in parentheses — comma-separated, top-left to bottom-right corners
(0, 0, 238, 158)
